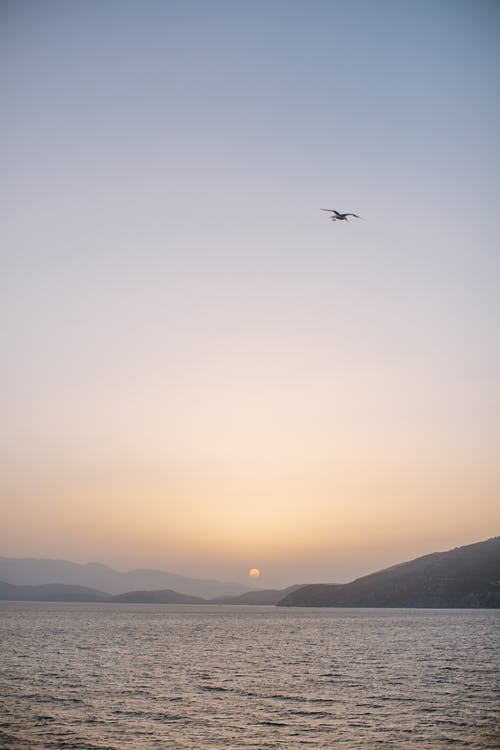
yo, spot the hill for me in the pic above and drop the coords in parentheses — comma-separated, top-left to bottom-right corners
(210, 585, 302, 605)
(110, 588, 205, 604)
(0, 581, 297, 605)
(0, 557, 248, 598)
(278, 537, 500, 608)
(0, 581, 108, 602)
(0, 580, 206, 604)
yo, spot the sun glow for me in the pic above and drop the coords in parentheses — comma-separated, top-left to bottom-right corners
(249, 568, 260, 579)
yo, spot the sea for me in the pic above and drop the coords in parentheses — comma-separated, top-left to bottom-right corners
(1, 603, 499, 749)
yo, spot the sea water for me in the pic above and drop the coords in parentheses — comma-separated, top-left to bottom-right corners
(1, 603, 499, 749)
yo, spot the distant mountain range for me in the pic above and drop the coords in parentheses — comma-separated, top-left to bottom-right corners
(210, 585, 302, 605)
(0, 580, 295, 605)
(279, 537, 500, 608)
(0, 557, 248, 598)
(0, 581, 109, 602)
(1, 538, 498, 607)
(109, 588, 205, 604)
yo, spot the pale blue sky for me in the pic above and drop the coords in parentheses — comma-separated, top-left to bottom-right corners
(1, 1, 499, 585)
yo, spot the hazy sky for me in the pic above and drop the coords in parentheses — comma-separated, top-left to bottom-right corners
(1, 0, 499, 587)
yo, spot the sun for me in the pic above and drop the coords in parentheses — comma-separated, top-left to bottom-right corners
(248, 568, 260, 579)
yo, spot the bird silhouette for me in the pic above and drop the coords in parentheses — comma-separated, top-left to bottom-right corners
(321, 209, 362, 222)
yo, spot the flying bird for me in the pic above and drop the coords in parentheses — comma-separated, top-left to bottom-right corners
(321, 209, 362, 222)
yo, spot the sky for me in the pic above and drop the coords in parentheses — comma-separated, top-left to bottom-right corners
(1, 0, 499, 588)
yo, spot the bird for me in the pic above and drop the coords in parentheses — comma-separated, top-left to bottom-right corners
(321, 209, 362, 222)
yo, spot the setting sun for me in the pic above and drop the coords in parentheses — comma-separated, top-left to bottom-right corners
(248, 568, 260, 579)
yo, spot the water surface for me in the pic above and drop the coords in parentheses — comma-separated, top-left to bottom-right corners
(1, 603, 499, 749)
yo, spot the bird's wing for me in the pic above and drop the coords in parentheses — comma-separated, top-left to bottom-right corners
(345, 213, 361, 218)
(320, 208, 336, 212)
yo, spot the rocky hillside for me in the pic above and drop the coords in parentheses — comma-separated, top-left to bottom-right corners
(278, 538, 500, 608)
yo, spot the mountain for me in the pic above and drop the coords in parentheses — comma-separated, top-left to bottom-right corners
(110, 589, 205, 604)
(4, 537, 498, 607)
(276, 584, 343, 606)
(210, 585, 303, 605)
(0, 557, 248, 598)
(0, 580, 205, 603)
(0, 581, 108, 602)
(278, 537, 500, 608)
(0, 580, 298, 605)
